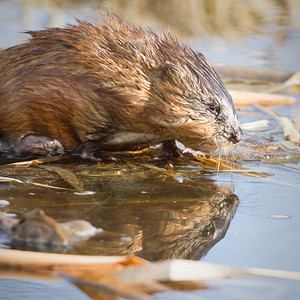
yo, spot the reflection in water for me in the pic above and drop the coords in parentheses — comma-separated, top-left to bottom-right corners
(75, 164, 239, 261)
(0, 163, 239, 260)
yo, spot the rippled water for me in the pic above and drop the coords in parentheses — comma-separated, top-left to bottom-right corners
(0, 1, 300, 299)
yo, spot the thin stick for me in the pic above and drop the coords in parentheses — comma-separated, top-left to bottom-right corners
(0, 248, 128, 266)
(230, 90, 296, 107)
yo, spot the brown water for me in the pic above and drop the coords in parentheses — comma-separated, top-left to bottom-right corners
(0, 1, 300, 299)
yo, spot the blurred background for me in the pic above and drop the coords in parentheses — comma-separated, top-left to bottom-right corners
(0, 0, 299, 73)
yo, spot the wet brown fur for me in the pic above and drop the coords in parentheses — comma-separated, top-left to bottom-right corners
(0, 14, 241, 155)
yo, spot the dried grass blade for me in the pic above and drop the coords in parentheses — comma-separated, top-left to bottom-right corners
(0, 175, 71, 190)
(194, 156, 269, 178)
(40, 166, 84, 192)
(2, 155, 70, 167)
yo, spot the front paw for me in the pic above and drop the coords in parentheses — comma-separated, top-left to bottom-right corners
(17, 134, 65, 157)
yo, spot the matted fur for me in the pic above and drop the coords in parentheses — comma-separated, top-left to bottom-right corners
(0, 14, 242, 153)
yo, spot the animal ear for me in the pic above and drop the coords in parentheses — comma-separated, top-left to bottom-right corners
(155, 61, 176, 82)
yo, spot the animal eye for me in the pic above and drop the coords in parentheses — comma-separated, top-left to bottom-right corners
(209, 104, 220, 115)
(209, 104, 216, 112)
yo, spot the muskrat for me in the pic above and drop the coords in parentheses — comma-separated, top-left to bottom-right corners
(0, 14, 242, 159)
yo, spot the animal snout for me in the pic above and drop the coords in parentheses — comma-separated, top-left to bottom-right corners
(229, 126, 243, 144)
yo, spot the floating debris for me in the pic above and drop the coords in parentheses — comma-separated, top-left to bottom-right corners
(74, 191, 96, 195)
(0, 249, 299, 300)
(0, 175, 71, 190)
(0, 209, 102, 251)
(59, 219, 102, 244)
(40, 166, 85, 192)
(266, 70, 300, 93)
(193, 154, 270, 178)
(0, 200, 10, 208)
(230, 90, 296, 108)
(269, 214, 291, 219)
(241, 120, 270, 131)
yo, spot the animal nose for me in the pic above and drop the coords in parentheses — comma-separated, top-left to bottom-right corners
(230, 126, 243, 144)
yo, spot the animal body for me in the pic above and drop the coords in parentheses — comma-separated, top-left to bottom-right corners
(0, 14, 242, 159)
